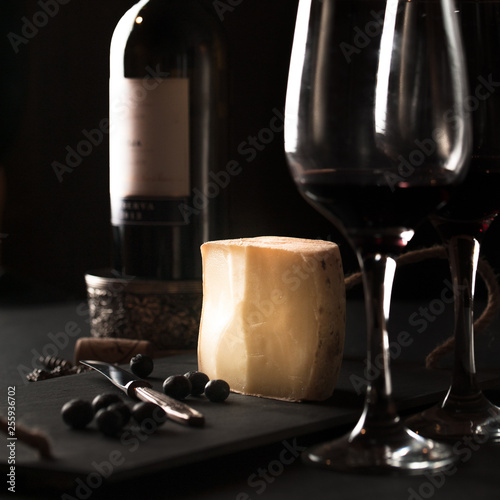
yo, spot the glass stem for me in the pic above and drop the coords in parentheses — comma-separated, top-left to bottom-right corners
(357, 252, 400, 431)
(445, 234, 481, 401)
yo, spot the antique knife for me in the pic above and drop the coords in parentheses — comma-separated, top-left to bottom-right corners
(80, 360, 204, 427)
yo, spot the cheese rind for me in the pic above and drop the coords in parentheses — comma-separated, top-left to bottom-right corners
(197, 236, 345, 402)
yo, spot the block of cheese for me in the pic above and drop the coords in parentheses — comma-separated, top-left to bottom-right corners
(197, 236, 345, 402)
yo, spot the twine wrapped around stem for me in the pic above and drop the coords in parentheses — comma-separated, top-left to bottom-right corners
(344, 245, 500, 369)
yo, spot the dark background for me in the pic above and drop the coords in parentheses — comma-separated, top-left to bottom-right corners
(0, 0, 498, 303)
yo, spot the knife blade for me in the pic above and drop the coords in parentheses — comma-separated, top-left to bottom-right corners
(80, 360, 204, 427)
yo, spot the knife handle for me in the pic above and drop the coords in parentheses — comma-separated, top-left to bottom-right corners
(135, 386, 205, 427)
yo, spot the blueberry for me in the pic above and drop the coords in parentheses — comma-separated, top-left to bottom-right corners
(91, 393, 123, 413)
(204, 379, 230, 402)
(162, 375, 192, 400)
(61, 399, 94, 429)
(184, 371, 209, 396)
(95, 408, 124, 436)
(131, 402, 167, 430)
(130, 354, 154, 378)
(107, 402, 131, 426)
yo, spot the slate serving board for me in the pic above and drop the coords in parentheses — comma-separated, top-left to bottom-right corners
(1, 353, 499, 490)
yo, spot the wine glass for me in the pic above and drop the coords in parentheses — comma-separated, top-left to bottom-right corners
(285, 0, 471, 473)
(406, 0, 500, 442)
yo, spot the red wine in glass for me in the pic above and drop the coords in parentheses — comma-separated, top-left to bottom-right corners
(298, 171, 451, 252)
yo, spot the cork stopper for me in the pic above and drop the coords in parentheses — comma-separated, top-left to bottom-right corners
(74, 337, 154, 365)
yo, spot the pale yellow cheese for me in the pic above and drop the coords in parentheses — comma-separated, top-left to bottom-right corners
(197, 236, 345, 402)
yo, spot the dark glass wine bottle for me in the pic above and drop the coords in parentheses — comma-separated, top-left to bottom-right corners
(109, 0, 228, 286)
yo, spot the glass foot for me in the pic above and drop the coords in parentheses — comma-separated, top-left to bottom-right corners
(303, 420, 457, 475)
(406, 392, 500, 442)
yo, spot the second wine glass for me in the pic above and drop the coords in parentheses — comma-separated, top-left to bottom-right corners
(406, 0, 500, 443)
(285, 0, 471, 473)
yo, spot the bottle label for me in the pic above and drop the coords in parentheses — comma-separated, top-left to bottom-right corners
(109, 77, 190, 225)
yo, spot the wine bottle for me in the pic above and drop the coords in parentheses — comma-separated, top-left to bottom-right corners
(109, 0, 228, 285)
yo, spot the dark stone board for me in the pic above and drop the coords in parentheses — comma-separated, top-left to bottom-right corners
(1, 353, 499, 491)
